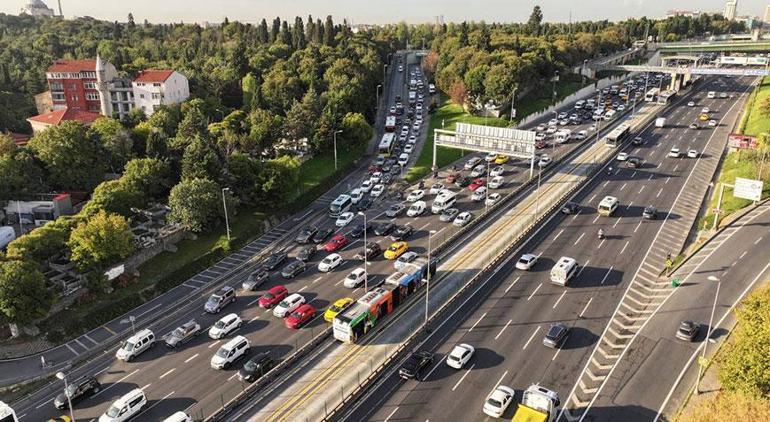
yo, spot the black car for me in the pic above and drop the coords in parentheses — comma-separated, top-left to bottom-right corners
(676, 320, 700, 342)
(643, 206, 658, 220)
(354, 242, 382, 260)
(627, 157, 641, 168)
(391, 225, 414, 241)
(542, 323, 570, 348)
(350, 223, 372, 238)
(281, 260, 307, 279)
(238, 352, 275, 382)
(54, 376, 101, 409)
(455, 176, 472, 188)
(374, 222, 396, 236)
(297, 245, 317, 262)
(381, 173, 393, 184)
(632, 136, 644, 146)
(386, 203, 406, 218)
(295, 226, 318, 244)
(242, 270, 269, 291)
(261, 251, 288, 271)
(399, 350, 434, 380)
(357, 197, 373, 211)
(561, 202, 581, 215)
(382, 162, 393, 173)
(391, 164, 402, 175)
(312, 228, 333, 244)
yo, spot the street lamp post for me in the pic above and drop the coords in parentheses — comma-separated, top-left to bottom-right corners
(485, 160, 491, 212)
(375, 84, 382, 110)
(510, 87, 518, 124)
(221, 187, 231, 242)
(358, 211, 368, 291)
(696, 275, 721, 394)
(425, 230, 436, 329)
(536, 165, 542, 215)
(333, 130, 343, 171)
(552, 71, 559, 100)
(56, 372, 76, 422)
(551, 110, 558, 154)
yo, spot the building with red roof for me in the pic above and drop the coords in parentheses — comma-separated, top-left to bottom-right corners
(132, 69, 189, 116)
(26, 108, 102, 133)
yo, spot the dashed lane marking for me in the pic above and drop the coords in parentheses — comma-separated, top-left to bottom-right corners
(522, 326, 541, 350)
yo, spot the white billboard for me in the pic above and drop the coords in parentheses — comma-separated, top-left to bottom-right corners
(435, 123, 535, 159)
(734, 177, 763, 201)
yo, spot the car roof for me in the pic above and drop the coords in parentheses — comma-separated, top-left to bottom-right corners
(268, 285, 286, 293)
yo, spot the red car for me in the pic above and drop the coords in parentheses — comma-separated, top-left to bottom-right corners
(535, 140, 548, 149)
(258, 285, 288, 309)
(468, 178, 486, 191)
(324, 234, 349, 252)
(285, 303, 316, 329)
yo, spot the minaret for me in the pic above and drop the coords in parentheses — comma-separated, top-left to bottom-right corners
(95, 54, 111, 116)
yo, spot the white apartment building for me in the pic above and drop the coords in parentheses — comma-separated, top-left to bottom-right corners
(132, 70, 190, 116)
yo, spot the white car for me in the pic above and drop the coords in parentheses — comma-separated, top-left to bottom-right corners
(453, 211, 472, 227)
(470, 164, 487, 178)
(272, 293, 305, 318)
(407, 200, 426, 217)
(484, 152, 498, 162)
(545, 126, 558, 135)
(485, 193, 501, 206)
(483, 385, 516, 418)
(208, 313, 242, 339)
(687, 149, 699, 158)
(429, 183, 445, 195)
(335, 212, 355, 227)
(370, 184, 385, 198)
(408, 135, 417, 144)
(471, 186, 487, 202)
(489, 175, 504, 189)
(558, 119, 569, 126)
(535, 132, 547, 141)
(397, 153, 410, 166)
(360, 179, 373, 193)
(464, 157, 482, 170)
(490, 166, 505, 177)
(575, 130, 587, 140)
(515, 253, 538, 270)
(687, 101, 695, 107)
(536, 123, 547, 132)
(446, 343, 475, 369)
(394, 251, 419, 270)
(547, 118, 558, 126)
(557, 112, 567, 119)
(668, 147, 681, 158)
(701, 107, 710, 113)
(350, 188, 363, 204)
(617, 104, 626, 111)
(538, 154, 552, 167)
(318, 253, 343, 272)
(616, 152, 628, 161)
(343, 268, 366, 288)
(404, 144, 414, 154)
(708, 119, 717, 127)
(406, 189, 425, 202)
(370, 172, 382, 184)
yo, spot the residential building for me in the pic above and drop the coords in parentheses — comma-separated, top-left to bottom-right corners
(4, 194, 74, 228)
(724, 0, 737, 20)
(26, 108, 101, 133)
(20, 0, 55, 17)
(132, 70, 190, 115)
(665, 10, 701, 18)
(764, 5, 770, 24)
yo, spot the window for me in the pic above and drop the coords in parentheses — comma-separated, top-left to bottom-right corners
(52, 93, 65, 101)
(153, 82, 161, 87)
(139, 94, 145, 99)
(84, 81, 96, 90)
(69, 84, 77, 90)
(86, 92, 99, 101)
(50, 82, 64, 91)
(151, 93, 161, 100)
(70, 95, 78, 102)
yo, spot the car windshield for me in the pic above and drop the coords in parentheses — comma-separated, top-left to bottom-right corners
(547, 326, 562, 338)
(214, 320, 226, 329)
(172, 327, 185, 337)
(487, 397, 502, 408)
(389, 245, 399, 251)
(215, 347, 229, 358)
(263, 292, 275, 300)
(106, 405, 122, 417)
(122, 341, 135, 352)
(208, 295, 222, 305)
(290, 310, 302, 319)
(64, 383, 78, 397)
(243, 359, 257, 371)
(277, 300, 289, 308)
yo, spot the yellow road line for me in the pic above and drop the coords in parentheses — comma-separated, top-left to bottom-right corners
(102, 325, 116, 335)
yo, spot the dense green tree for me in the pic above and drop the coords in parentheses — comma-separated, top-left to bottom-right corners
(81, 180, 143, 217)
(181, 136, 222, 181)
(247, 108, 283, 155)
(167, 177, 222, 233)
(0, 149, 47, 200)
(242, 72, 259, 111)
(256, 155, 300, 206)
(340, 112, 373, 147)
(5, 217, 75, 264)
(225, 152, 259, 201)
(324, 15, 335, 46)
(121, 157, 173, 200)
(68, 210, 133, 273)
(0, 259, 52, 325)
(89, 117, 134, 172)
(527, 6, 544, 35)
(464, 65, 489, 101)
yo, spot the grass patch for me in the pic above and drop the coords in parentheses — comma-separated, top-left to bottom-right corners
(741, 76, 770, 136)
(291, 142, 367, 200)
(514, 73, 593, 122)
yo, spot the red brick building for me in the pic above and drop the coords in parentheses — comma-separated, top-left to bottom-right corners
(46, 59, 102, 114)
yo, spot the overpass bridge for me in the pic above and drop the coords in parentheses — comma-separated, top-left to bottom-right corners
(601, 63, 769, 90)
(658, 40, 770, 53)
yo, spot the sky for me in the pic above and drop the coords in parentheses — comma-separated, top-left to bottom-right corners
(2, 0, 769, 25)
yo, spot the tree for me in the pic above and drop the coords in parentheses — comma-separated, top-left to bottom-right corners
(324, 15, 335, 46)
(168, 177, 222, 233)
(448, 80, 469, 106)
(0, 149, 47, 200)
(247, 108, 282, 155)
(0, 260, 52, 326)
(121, 157, 173, 200)
(89, 117, 134, 172)
(28, 121, 107, 191)
(341, 112, 373, 147)
(181, 136, 222, 181)
(458, 22, 469, 47)
(171, 103, 209, 150)
(464, 65, 489, 102)
(476, 22, 491, 52)
(292, 17, 306, 50)
(5, 218, 75, 264)
(225, 152, 259, 201)
(80, 180, 143, 217)
(760, 97, 770, 119)
(527, 6, 544, 36)
(256, 155, 300, 206)
(679, 391, 770, 422)
(242, 72, 259, 111)
(0, 133, 16, 156)
(68, 210, 133, 273)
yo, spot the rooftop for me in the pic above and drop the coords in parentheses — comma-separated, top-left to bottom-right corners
(27, 108, 102, 126)
(48, 59, 97, 73)
(134, 70, 175, 83)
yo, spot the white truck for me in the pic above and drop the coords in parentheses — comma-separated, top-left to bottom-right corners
(0, 401, 18, 422)
(0, 226, 15, 250)
(655, 117, 666, 128)
(512, 385, 560, 422)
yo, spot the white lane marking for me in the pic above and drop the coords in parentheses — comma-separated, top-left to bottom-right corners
(631, 171, 637, 179)
(247, 298, 260, 306)
(93, 366, 110, 376)
(142, 383, 152, 390)
(673, 164, 679, 172)
(228, 373, 239, 381)
(495, 319, 513, 340)
(664, 177, 670, 185)
(93, 369, 139, 397)
(602, 181, 610, 187)
(493, 370, 510, 390)
(311, 276, 323, 284)
(451, 363, 477, 391)
(620, 183, 627, 191)
(649, 174, 654, 180)
(553, 291, 567, 309)
(572, 210, 581, 220)
(634, 220, 643, 233)
(626, 202, 634, 210)
(522, 326, 541, 350)
(159, 368, 175, 379)
(65, 343, 79, 356)
(298, 285, 308, 292)
(137, 390, 174, 417)
(592, 215, 600, 224)
(588, 194, 597, 203)
(576, 259, 590, 278)
(739, 250, 747, 260)
(505, 276, 521, 293)
(208, 340, 221, 349)
(527, 283, 542, 301)
(613, 217, 621, 228)
(184, 353, 199, 363)
(597, 239, 606, 249)
(418, 222, 430, 231)
(250, 315, 260, 323)
(552, 347, 563, 361)
(620, 241, 629, 255)
(755, 237, 763, 245)
(600, 266, 614, 284)
(553, 229, 564, 241)
(574, 233, 585, 245)
(580, 298, 594, 318)
(384, 407, 399, 422)
(468, 312, 487, 333)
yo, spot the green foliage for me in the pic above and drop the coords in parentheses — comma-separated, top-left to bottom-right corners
(0, 91, 36, 134)
(225, 152, 260, 200)
(0, 259, 53, 324)
(181, 136, 222, 181)
(80, 180, 143, 218)
(256, 155, 300, 206)
(341, 112, 373, 147)
(168, 177, 222, 233)
(718, 284, 770, 397)
(0, 149, 48, 199)
(28, 121, 107, 191)
(680, 391, 770, 422)
(88, 117, 134, 172)
(5, 218, 75, 263)
(121, 157, 174, 200)
(67, 210, 134, 273)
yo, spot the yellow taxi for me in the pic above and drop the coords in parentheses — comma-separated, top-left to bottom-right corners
(699, 113, 709, 121)
(494, 154, 509, 164)
(384, 241, 409, 260)
(47, 417, 72, 422)
(324, 297, 354, 322)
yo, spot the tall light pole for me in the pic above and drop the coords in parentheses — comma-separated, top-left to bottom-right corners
(696, 275, 721, 394)
(383, 64, 388, 85)
(510, 87, 518, 124)
(536, 165, 542, 215)
(375, 84, 382, 110)
(333, 130, 343, 171)
(425, 229, 437, 329)
(358, 211, 368, 291)
(485, 159, 491, 212)
(551, 110, 558, 155)
(552, 71, 559, 100)
(221, 188, 231, 242)
(56, 371, 75, 422)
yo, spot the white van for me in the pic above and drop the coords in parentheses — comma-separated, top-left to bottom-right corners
(707, 91, 716, 99)
(115, 329, 155, 362)
(575, 100, 585, 109)
(603, 110, 617, 121)
(397, 153, 409, 166)
(597, 196, 619, 216)
(407, 201, 426, 217)
(0, 226, 15, 249)
(550, 257, 578, 286)
(431, 191, 457, 213)
(555, 129, 572, 144)
(211, 335, 250, 369)
(98, 388, 147, 422)
(162, 411, 193, 422)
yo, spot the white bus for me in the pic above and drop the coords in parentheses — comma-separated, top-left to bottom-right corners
(329, 194, 353, 218)
(644, 87, 660, 102)
(603, 122, 631, 147)
(0, 401, 18, 422)
(657, 90, 675, 105)
(385, 116, 396, 132)
(408, 91, 417, 104)
(378, 133, 396, 156)
(431, 190, 457, 214)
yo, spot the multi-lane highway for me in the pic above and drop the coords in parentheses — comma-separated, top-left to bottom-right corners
(346, 75, 753, 422)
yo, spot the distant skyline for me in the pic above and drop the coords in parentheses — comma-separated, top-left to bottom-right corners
(3, 0, 769, 25)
